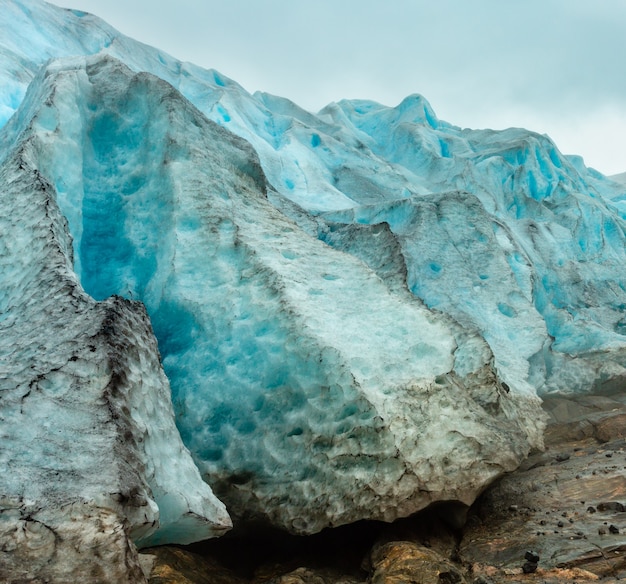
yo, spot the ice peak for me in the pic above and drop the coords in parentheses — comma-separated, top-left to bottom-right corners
(396, 93, 439, 127)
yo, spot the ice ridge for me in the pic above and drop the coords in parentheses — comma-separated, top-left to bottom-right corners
(0, 59, 231, 582)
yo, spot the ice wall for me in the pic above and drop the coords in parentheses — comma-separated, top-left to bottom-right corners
(1, 0, 626, 561)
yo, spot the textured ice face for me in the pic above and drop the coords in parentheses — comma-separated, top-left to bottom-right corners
(2, 53, 544, 534)
(260, 104, 626, 396)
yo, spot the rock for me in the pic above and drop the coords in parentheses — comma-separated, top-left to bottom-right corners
(524, 550, 540, 563)
(459, 393, 626, 579)
(262, 567, 363, 584)
(597, 502, 625, 512)
(365, 502, 467, 566)
(521, 561, 538, 573)
(368, 541, 467, 584)
(146, 546, 246, 584)
(593, 414, 626, 443)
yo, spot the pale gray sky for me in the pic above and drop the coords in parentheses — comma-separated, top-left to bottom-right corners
(47, 0, 626, 175)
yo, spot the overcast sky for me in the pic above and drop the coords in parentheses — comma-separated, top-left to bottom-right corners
(47, 0, 626, 175)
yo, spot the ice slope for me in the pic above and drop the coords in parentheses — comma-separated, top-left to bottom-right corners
(239, 95, 626, 394)
(2, 0, 626, 398)
(216, 96, 626, 396)
(1, 52, 545, 536)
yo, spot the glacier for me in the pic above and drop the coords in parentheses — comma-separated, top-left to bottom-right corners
(1, 0, 626, 578)
(2, 52, 542, 535)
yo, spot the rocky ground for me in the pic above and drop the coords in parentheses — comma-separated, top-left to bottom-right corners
(141, 390, 626, 583)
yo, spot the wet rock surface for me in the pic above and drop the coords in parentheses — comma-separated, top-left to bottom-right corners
(146, 391, 626, 584)
(460, 390, 626, 582)
(142, 546, 246, 584)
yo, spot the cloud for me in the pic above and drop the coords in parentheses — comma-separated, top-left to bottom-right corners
(47, 0, 626, 173)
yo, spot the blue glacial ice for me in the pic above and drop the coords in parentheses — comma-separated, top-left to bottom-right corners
(1, 0, 626, 543)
